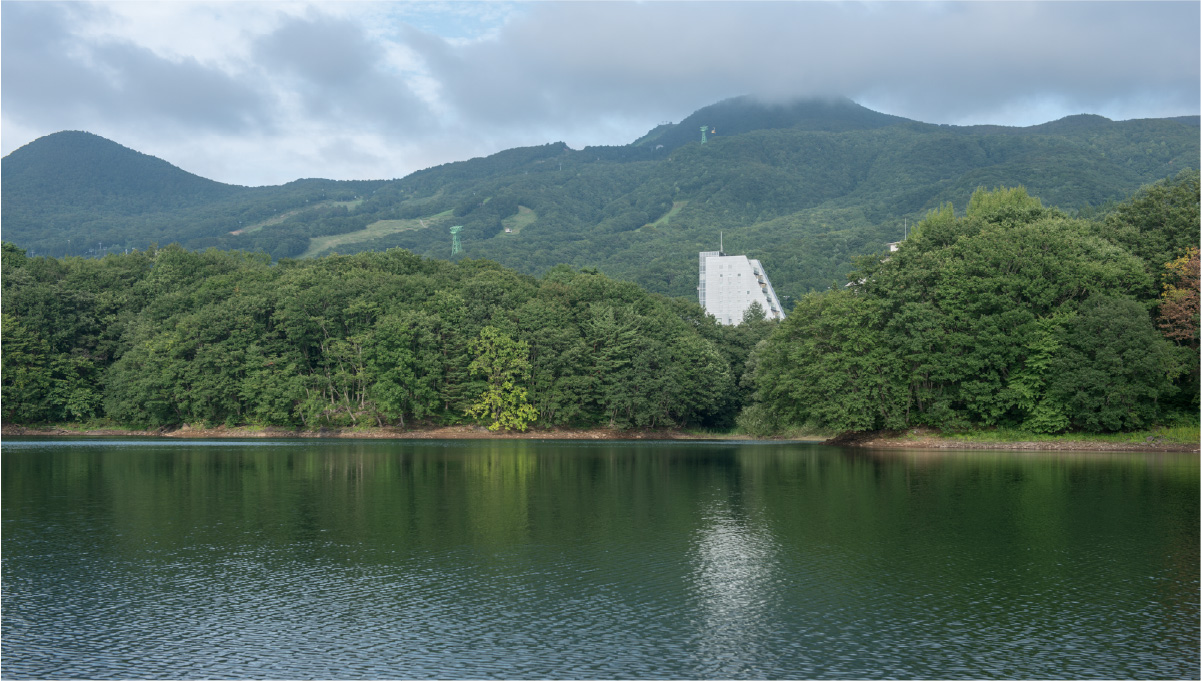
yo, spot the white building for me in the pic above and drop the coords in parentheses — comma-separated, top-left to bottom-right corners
(698, 250, 786, 325)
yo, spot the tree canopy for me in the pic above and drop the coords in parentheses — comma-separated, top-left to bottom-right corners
(742, 175, 1199, 435)
(1, 245, 772, 431)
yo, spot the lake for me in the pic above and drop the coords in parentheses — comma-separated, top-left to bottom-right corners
(2, 438, 1197, 679)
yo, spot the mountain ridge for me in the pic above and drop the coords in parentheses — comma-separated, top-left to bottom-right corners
(3, 97, 1198, 301)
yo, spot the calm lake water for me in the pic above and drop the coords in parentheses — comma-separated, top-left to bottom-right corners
(2, 438, 1197, 679)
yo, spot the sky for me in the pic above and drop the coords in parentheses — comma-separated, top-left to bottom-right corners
(2, 1, 1198, 187)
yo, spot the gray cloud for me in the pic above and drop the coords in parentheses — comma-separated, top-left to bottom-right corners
(2, 1, 1196, 186)
(254, 13, 433, 133)
(2, 2, 269, 137)
(2, 3, 116, 125)
(256, 13, 379, 87)
(90, 41, 269, 132)
(413, 1, 1200, 133)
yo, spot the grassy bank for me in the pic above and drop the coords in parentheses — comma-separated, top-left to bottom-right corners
(845, 424, 1199, 452)
(939, 424, 1199, 446)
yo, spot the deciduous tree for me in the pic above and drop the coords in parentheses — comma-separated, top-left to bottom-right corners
(465, 326, 539, 431)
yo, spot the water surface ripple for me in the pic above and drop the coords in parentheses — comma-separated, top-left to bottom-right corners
(2, 439, 1197, 679)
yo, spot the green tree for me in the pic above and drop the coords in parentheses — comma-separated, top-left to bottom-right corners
(743, 185, 1172, 435)
(1006, 314, 1073, 433)
(465, 326, 539, 431)
(365, 310, 442, 427)
(746, 290, 901, 433)
(1095, 168, 1200, 295)
(1, 313, 55, 422)
(1048, 295, 1178, 432)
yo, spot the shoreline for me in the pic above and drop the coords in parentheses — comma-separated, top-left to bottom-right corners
(827, 429, 1198, 453)
(0, 423, 751, 442)
(2, 423, 1195, 452)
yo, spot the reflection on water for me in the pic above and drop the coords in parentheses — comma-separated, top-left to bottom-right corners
(2, 439, 1197, 679)
(690, 494, 779, 677)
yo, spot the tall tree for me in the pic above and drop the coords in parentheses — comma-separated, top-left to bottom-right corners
(465, 326, 539, 431)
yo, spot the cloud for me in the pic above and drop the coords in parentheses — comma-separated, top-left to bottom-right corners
(1, 2, 270, 137)
(411, 1, 1200, 131)
(1, 3, 114, 125)
(253, 12, 434, 133)
(2, 1, 1197, 186)
(91, 42, 269, 132)
(257, 14, 380, 88)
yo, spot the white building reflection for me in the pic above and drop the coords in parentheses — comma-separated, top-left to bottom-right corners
(689, 494, 779, 674)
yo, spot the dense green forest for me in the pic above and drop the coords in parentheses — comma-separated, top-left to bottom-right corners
(740, 171, 1200, 435)
(4, 97, 1197, 305)
(2, 173, 1196, 435)
(1, 244, 774, 430)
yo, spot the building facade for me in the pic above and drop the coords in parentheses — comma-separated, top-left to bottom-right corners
(698, 250, 786, 325)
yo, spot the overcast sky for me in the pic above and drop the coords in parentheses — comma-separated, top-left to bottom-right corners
(3, 1, 1198, 187)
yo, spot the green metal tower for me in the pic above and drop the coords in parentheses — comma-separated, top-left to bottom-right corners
(700, 125, 708, 144)
(450, 225, 463, 255)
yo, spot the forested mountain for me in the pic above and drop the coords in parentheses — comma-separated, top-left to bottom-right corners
(3, 97, 1197, 302)
(631, 96, 909, 150)
(2, 130, 238, 210)
(1, 131, 383, 260)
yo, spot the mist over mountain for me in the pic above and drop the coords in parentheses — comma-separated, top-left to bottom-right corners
(3, 97, 1197, 300)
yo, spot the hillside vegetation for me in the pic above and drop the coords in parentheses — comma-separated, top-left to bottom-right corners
(3, 97, 1197, 303)
(3, 174, 1196, 435)
(1, 244, 774, 430)
(741, 172, 1200, 436)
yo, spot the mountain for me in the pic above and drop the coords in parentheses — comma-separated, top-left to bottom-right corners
(1, 131, 382, 258)
(3, 98, 1198, 300)
(1, 131, 239, 211)
(632, 95, 909, 150)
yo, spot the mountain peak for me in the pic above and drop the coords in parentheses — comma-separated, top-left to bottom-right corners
(1027, 113, 1114, 134)
(633, 96, 910, 150)
(2, 130, 237, 213)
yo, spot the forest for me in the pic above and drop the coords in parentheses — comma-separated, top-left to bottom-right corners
(2, 171, 1196, 435)
(1, 242, 774, 431)
(4, 97, 1197, 307)
(740, 171, 1199, 435)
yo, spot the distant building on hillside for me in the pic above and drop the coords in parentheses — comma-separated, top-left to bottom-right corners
(698, 249, 786, 325)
